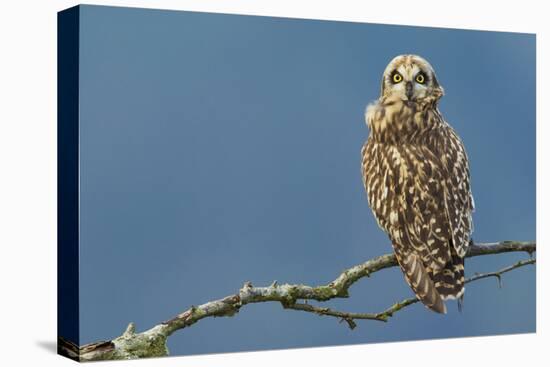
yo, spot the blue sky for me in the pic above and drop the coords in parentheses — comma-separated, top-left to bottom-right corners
(77, 5, 535, 356)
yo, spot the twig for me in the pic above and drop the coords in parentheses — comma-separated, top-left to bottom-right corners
(467, 258, 536, 287)
(58, 240, 535, 361)
(283, 302, 384, 329)
(374, 257, 536, 321)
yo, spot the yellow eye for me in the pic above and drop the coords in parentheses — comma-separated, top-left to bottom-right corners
(415, 74, 425, 84)
(392, 73, 403, 83)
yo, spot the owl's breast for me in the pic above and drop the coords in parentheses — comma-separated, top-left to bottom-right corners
(366, 98, 438, 143)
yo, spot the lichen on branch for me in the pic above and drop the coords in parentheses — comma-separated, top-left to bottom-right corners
(58, 240, 536, 362)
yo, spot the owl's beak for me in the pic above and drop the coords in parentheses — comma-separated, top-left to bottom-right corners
(405, 81, 413, 100)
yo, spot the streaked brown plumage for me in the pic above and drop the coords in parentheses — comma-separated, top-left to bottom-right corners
(361, 55, 474, 313)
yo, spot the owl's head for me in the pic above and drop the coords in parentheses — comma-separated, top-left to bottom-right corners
(380, 54, 444, 103)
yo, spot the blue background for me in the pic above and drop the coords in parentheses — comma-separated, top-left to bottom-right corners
(78, 5, 536, 356)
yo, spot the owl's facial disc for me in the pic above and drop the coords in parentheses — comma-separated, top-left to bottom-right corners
(388, 64, 429, 102)
(381, 55, 443, 103)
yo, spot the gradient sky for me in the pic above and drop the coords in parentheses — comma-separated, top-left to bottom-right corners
(77, 5, 536, 357)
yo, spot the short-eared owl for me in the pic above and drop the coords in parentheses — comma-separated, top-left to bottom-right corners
(361, 55, 474, 313)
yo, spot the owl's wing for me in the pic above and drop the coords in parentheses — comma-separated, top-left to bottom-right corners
(362, 130, 473, 270)
(440, 125, 475, 257)
(393, 142, 454, 270)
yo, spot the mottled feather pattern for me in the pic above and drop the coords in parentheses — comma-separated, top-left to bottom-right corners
(362, 56, 474, 313)
(392, 241, 446, 313)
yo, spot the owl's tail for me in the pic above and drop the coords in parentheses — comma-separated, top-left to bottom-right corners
(430, 250, 465, 302)
(392, 243, 447, 314)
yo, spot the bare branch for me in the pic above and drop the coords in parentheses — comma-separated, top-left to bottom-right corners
(373, 257, 536, 321)
(467, 258, 536, 286)
(283, 302, 384, 329)
(58, 240, 535, 361)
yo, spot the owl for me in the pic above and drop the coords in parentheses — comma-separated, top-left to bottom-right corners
(361, 55, 474, 313)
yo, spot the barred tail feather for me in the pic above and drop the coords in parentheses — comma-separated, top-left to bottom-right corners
(393, 244, 447, 314)
(431, 252, 465, 301)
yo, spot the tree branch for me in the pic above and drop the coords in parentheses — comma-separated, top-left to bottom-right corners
(58, 240, 535, 361)
(373, 257, 536, 320)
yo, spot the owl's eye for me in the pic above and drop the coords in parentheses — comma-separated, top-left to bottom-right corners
(415, 73, 426, 84)
(392, 72, 403, 83)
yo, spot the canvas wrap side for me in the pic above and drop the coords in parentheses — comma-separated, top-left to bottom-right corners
(57, 5, 80, 359)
